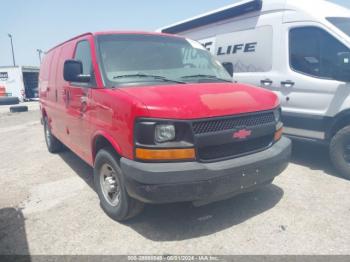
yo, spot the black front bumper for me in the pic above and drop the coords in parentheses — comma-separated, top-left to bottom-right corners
(121, 137, 292, 205)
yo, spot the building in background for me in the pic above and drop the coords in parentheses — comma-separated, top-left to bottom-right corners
(0, 66, 39, 101)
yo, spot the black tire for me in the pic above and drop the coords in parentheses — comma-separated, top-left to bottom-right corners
(94, 148, 144, 221)
(330, 126, 350, 180)
(10, 106, 28, 113)
(0, 97, 19, 105)
(43, 117, 64, 153)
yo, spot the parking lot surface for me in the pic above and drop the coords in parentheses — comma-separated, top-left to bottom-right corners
(0, 104, 349, 255)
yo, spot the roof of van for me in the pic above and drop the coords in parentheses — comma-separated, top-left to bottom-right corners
(46, 31, 181, 54)
(159, 0, 350, 34)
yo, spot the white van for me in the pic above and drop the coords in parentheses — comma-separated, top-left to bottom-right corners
(159, 0, 350, 179)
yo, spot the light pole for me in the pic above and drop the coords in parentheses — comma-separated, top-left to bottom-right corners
(36, 49, 44, 64)
(7, 34, 16, 67)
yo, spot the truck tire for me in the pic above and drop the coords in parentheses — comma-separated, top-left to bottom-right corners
(43, 117, 64, 153)
(0, 97, 19, 105)
(10, 106, 28, 113)
(330, 126, 350, 180)
(94, 148, 144, 221)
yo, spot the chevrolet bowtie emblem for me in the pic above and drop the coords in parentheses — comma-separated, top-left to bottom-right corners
(233, 129, 252, 139)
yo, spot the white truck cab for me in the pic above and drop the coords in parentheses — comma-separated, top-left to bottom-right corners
(160, 0, 350, 179)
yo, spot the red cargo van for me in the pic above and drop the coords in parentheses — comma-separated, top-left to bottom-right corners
(39, 32, 291, 221)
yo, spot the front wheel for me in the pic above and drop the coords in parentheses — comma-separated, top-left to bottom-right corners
(330, 126, 350, 180)
(43, 117, 64, 153)
(94, 148, 144, 221)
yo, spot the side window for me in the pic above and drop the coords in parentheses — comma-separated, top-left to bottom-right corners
(290, 26, 350, 79)
(74, 40, 92, 76)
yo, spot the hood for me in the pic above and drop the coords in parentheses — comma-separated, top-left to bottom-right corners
(120, 82, 279, 119)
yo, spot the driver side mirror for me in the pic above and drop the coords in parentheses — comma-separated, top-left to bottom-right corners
(222, 62, 234, 77)
(63, 60, 91, 83)
(334, 52, 350, 82)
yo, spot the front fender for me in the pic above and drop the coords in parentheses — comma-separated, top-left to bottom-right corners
(91, 130, 123, 162)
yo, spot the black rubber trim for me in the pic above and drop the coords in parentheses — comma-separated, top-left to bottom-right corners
(121, 137, 291, 204)
(282, 112, 332, 133)
(121, 137, 291, 185)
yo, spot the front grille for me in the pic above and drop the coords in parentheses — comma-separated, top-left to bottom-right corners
(192, 111, 275, 135)
(197, 135, 273, 161)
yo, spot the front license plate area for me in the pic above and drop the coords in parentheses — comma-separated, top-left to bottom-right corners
(240, 168, 262, 190)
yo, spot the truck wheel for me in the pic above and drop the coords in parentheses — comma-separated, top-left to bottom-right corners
(94, 148, 144, 221)
(330, 126, 350, 180)
(43, 117, 64, 153)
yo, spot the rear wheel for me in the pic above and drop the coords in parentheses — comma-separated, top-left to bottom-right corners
(330, 126, 350, 180)
(94, 148, 144, 221)
(43, 117, 64, 153)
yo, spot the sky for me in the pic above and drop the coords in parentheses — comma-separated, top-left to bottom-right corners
(1, 0, 349, 67)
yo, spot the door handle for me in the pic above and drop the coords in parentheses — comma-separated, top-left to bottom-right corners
(281, 80, 295, 88)
(260, 79, 273, 87)
(62, 89, 70, 106)
(80, 96, 88, 116)
(80, 96, 88, 104)
(61, 89, 68, 97)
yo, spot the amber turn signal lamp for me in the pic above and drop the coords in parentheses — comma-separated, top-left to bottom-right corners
(274, 127, 284, 141)
(136, 148, 196, 161)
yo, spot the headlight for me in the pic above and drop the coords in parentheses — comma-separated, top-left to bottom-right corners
(273, 107, 282, 122)
(155, 124, 176, 143)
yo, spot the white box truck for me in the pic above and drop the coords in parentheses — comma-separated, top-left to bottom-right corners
(159, 0, 350, 179)
(0, 66, 39, 104)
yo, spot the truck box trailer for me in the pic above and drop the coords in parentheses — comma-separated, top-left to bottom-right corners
(0, 66, 39, 102)
(159, 0, 350, 179)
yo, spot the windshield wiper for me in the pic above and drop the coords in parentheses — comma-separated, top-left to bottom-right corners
(181, 74, 231, 82)
(113, 74, 185, 84)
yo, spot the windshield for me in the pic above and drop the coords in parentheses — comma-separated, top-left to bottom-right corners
(327, 17, 350, 37)
(96, 34, 232, 87)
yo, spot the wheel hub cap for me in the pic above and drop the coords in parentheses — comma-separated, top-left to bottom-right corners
(100, 164, 120, 207)
(103, 177, 117, 192)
